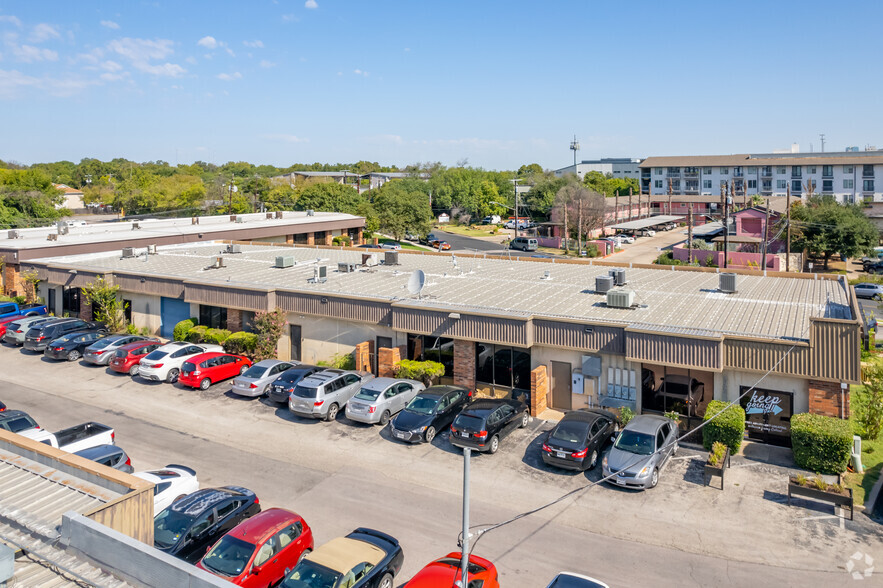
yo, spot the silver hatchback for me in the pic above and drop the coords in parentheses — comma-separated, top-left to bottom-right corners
(288, 369, 374, 421)
(3, 316, 55, 346)
(345, 377, 425, 425)
(229, 359, 298, 397)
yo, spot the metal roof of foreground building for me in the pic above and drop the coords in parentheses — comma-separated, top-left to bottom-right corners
(31, 243, 853, 343)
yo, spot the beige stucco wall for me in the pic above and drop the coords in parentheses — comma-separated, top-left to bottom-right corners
(125, 293, 164, 336)
(252, 235, 289, 244)
(282, 312, 402, 364)
(715, 369, 809, 415)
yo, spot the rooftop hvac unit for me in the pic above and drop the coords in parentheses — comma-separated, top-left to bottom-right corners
(226, 243, 242, 254)
(609, 268, 627, 286)
(122, 247, 135, 258)
(229, 215, 237, 222)
(310, 265, 328, 283)
(235, 216, 246, 223)
(275, 256, 295, 268)
(306, 209, 315, 217)
(7, 230, 19, 239)
(384, 251, 399, 265)
(47, 233, 58, 241)
(338, 262, 357, 273)
(606, 289, 635, 309)
(214, 256, 225, 268)
(192, 216, 200, 225)
(56, 221, 69, 235)
(147, 244, 158, 254)
(266, 212, 274, 219)
(132, 221, 140, 230)
(595, 275, 614, 293)
(275, 211, 284, 219)
(719, 272, 737, 293)
(362, 253, 379, 267)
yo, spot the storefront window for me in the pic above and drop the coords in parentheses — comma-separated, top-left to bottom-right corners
(476, 343, 531, 394)
(407, 334, 453, 383)
(641, 365, 712, 418)
(199, 305, 227, 329)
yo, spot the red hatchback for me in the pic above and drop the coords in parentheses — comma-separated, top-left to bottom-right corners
(109, 340, 164, 376)
(0, 315, 25, 338)
(197, 508, 313, 587)
(405, 553, 500, 588)
(179, 352, 251, 390)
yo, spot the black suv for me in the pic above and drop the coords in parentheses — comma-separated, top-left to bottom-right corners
(24, 319, 106, 352)
(154, 486, 260, 563)
(450, 398, 529, 454)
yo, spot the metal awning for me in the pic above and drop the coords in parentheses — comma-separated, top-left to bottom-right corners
(690, 221, 724, 237)
(608, 215, 684, 231)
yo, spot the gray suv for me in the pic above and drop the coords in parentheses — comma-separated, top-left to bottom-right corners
(287, 369, 374, 421)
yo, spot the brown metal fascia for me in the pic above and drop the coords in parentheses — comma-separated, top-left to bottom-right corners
(623, 326, 725, 342)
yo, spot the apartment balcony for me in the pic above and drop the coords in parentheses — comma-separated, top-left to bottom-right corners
(665, 172, 681, 178)
(864, 171, 876, 178)
(733, 171, 744, 178)
(761, 170, 772, 178)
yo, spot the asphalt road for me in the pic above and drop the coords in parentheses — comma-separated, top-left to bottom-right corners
(0, 349, 877, 588)
(432, 230, 539, 257)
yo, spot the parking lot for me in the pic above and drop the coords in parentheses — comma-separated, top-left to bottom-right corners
(1, 346, 880, 587)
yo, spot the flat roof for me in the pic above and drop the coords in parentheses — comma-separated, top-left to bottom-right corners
(690, 221, 724, 236)
(608, 215, 684, 230)
(712, 235, 762, 244)
(640, 152, 883, 168)
(29, 242, 853, 342)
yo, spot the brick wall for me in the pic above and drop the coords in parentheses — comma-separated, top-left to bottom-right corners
(355, 340, 373, 373)
(378, 347, 400, 378)
(80, 299, 93, 321)
(530, 365, 548, 417)
(226, 309, 242, 332)
(808, 379, 849, 419)
(307, 233, 315, 246)
(324, 233, 333, 246)
(286, 234, 294, 244)
(355, 229, 363, 246)
(453, 340, 475, 391)
(3, 264, 22, 296)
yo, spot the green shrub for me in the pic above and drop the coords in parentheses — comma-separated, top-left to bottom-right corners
(332, 235, 352, 246)
(186, 325, 208, 343)
(708, 441, 727, 467)
(317, 352, 356, 370)
(791, 412, 853, 474)
(394, 359, 445, 386)
(223, 331, 258, 356)
(702, 400, 745, 454)
(705, 254, 718, 268)
(126, 323, 138, 335)
(203, 328, 232, 344)
(619, 406, 635, 426)
(173, 318, 197, 341)
(654, 252, 686, 266)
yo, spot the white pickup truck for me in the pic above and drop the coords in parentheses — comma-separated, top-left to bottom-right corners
(19, 421, 116, 453)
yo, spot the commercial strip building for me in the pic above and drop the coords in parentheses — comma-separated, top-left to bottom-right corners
(273, 171, 430, 193)
(639, 151, 883, 203)
(0, 211, 365, 298)
(553, 158, 642, 182)
(24, 243, 860, 446)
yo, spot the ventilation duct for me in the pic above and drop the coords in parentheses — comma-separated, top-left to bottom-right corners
(719, 272, 737, 293)
(595, 275, 614, 293)
(384, 251, 399, 265)
(606, 289, 635, 308)
(213, 256, 225, 268)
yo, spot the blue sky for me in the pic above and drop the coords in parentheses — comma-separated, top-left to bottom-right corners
(1, 1, 881, 170)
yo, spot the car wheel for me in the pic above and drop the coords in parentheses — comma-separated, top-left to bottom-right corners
(520, 411, 529, 428)
(166, 368, 179, 383)
(649, 468, 659, 489)
(67, 350, 81, 361)
(325, 403, 339, 421)
(128, 365, 139, 376)
(588, 449, 598, 469)
(379, 410, 391, 426)
(876, 294, 882, 301)
(239, 365, 248, 375)
(424, 426, 436, 443)
(378, 573, 393, 588)
(297, 549, 311, 565)
(260, 385, 269, 398)
(488, 435, 500, 454)
(199, 378, 211, 391)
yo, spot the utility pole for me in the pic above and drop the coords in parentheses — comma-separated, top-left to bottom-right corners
(228, 174, 234, 213)
(512, 178, 521, 238)
(820, 133, 826, 153)
(459, 448, 471, 588)
(577, 198, 584, 255)
(628, 187, 633, 221)
(723, 189, 731, 269)
(762, 198, 771, 269)
(688, 204, 694, 264)
(786, 185, 791, 272)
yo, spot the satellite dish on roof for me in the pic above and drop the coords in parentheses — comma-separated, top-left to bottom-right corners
(407, 269, 426, 298)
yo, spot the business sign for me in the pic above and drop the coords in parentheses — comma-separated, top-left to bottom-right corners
(739, 386, 793, 446)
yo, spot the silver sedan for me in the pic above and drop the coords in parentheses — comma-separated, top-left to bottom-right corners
(230, 359, 298, 397)
(345, 377, 425, 425)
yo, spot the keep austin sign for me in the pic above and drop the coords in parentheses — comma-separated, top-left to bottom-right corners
(739, 386, 793, 446)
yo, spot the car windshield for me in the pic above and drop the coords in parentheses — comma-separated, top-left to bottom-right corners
(154, 509, 195, 548)
(354, 387, 381, 401)
(145, 350, 168, 360)
(614, 430, 655, 455)
(4, 416, 35, 433)
(114, 349, 128, 358)
(89, 338, 114, 349)
(242, 365, 268, 379)
(406, 395, 439, 415)
(292, 384, 319, 399)
(551, 421, 590, 444)
(277, 370, 309, 383)
(201, 535, 256, 577)
(280, 560, 340, 588)
(453, 414, 484, 430)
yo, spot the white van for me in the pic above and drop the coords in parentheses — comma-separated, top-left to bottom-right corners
(510, 237, 538, 251)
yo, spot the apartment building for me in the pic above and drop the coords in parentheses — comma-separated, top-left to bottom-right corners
(639, 151, 883, 203)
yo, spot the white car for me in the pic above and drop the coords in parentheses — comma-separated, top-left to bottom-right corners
(133, 464, 199, 515)
(618, 234, 635, 244)
(545, 572, 609, 588)
(137, 341, 224, 383)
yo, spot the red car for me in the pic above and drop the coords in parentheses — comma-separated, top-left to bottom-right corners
(197, 508, 313, 587)
(0, 315, 26, 338)
(109, 340, 164, 376)
(178, 352, 251, 390)
(405, 553, 500, 588)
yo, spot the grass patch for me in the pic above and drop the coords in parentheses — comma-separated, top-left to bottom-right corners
(435, 224, 502, 238)
(378, 238, 424, 251)
(845, 383, 883, 506)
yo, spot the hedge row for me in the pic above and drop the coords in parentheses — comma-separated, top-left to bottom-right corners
(702, 400, 745, 454)
(791, 413, 853, 474)
(172, 318, 258, 357)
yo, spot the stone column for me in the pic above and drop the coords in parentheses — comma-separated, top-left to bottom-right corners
(355, 340, 374, 373)
(453, 340, 475, 391)
(324, 233, 333, 246)
(307, 232, 315, 246)
(808, 380, 849, 419)
(226, 309, 242, 332)
(79, 299, 93, 321)
(286, 234, 294, 244)
(530, 365, 548, 417)
(378, 347, 400, 378)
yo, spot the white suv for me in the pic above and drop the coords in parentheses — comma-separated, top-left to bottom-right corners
(137, 341, 223, 383)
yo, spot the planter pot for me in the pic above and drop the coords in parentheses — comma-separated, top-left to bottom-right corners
(787, 481, 853, 520)
(703, 447, 730, 490)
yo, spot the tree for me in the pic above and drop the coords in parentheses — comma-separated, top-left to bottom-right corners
(19, 269, 41, 305)
(551, 182, 604, 252)
(296, 182, 363, 214)
(371, 179, 433, 240)
(517, 163, 543, 178)
(82, 276, 129, 333)
(789, 196, 879, 268)
(583, 171, 639, 197)
(253, 308, 287, 361)
(858, 362, 883, 440)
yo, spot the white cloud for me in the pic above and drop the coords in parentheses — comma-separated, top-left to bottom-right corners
(99, 71, 129, 82)
(197, 35, 218, 49)
(0, 15, 22, 27)
(75, 47, 104, 64)
(259, 59, 275, 68)
(100, 60, 122, 72)
(224, 46, 235, 57)
(305, 0, 318, 8)
(282, 14, 298, 21)
(0, 68, 92, 98)
(404, 47, 410, 52)
(29, 23, 60, 43)
(13, 44, 57, 62)
(138, 62, 186, 76)
(216, 71, 242, 81)
(353, 69, 368, 77)
(243, 40, 263, 48)
(108, 37, 184, 76)
(100, 20, 120, 30)
(260, 133, 309, 143)
(185, 55, 197, 65)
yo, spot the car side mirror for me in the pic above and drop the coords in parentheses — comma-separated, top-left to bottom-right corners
(251, 566, 261, 575)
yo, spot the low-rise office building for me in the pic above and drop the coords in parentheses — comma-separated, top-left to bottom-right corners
(25, 243, 859, 446)
(554, 158, 642, 182)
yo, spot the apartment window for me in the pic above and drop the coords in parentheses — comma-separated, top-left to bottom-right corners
(654, 180, 663, 189)
(863, 164, 875, 177)
(703, 167, 712, 174)
(843, 165, 854, 174)
(777, 167, 787, 174)
(807, 166, 816, 174)
(822, 180, 833, 193)
(776, 180, 787, 190)
(822, 165, 833, 177)
(748, 179, 757, 189)
(791, 166, 802, 178)
(762, 166, 772, 176)
(792, 180, 803, 192)
(654, 168, 662, 176)
(733, 166, 743, 177)
(408, 335, 454, 381)
(703, 180, 712, 189)
(720, 167, 728, 174)
(667, 167, 681, 175)
(864, 179, 875, 192)
(747, 166, 756, 173)
(762, 179, 772, 191)
(844, 179, 854, 189)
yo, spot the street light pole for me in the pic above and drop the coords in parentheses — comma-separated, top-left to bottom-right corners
(459, 447, 471, 588)
(511, 178, 522, 238)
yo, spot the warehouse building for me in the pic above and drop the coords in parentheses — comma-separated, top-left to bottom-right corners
(24, 243, 860, 445)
